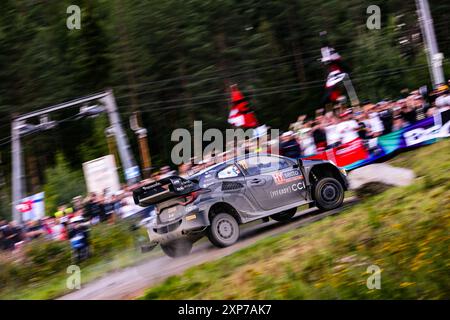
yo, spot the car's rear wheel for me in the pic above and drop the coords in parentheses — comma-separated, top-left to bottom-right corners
(271, 207, 297, 222)
(160, 239, 193, 258)
(208, 213, 240, 248)
(313, 177, 344, 211)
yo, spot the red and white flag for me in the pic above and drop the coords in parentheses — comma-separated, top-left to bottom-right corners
(227, 85, 258, 128)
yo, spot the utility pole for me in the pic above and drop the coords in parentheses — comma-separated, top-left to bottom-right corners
(137, 128, 152, 177)
(105, 126, 120, 170)
(101, 90, 140, 183)
(416, 0, 445, 88)
(130, 112, 152, 178)
(11, 120, 24, 222)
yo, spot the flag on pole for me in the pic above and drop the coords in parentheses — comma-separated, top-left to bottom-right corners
(227, 84, 258, 128)
(321, 46, 347, 104)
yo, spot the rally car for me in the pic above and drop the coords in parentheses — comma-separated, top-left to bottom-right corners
(133, 154, 348, 258)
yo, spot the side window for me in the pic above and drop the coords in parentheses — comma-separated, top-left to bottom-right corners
(217, 164, 242, 179)
(241, 155, 293, 176)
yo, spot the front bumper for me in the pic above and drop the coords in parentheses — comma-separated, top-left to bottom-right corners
(146, 210, 209, 244)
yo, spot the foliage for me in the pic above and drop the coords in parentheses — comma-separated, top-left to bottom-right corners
(43, 152, 86, 214)
(77, 115, 110, 163)
(0, 219, 138, 296)
(142, 139, 450, 299)
(89, 220, 135, 257)
(1, 0, 450, 188)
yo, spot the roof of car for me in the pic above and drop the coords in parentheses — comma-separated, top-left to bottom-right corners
(189, 153, 291, 178)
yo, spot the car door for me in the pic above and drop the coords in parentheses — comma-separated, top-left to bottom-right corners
(214, 163, 259, 214)
(238, 155, 307, 211)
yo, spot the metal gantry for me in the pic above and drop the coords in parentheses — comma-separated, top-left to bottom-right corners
(11, 89, 140, 222)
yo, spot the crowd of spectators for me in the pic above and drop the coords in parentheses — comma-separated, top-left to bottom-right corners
(0, 184, 148, 253)
(280, 85, 450, 158)
(2, 84, 450, 254)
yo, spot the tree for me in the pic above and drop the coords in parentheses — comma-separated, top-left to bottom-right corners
(43, 152, 86, 215)
(0, 0, 449, 199)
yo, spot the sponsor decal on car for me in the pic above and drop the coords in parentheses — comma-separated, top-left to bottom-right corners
(171, 178, 196, 192)
(269, 181, 305, 198)
(202, 171, 217, 187)
(272, 168, 304, 185)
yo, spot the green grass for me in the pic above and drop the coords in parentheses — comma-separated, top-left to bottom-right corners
(0, 246, 163, 300)
(0, 220, 164, 300)
(142, 139, 450, 299)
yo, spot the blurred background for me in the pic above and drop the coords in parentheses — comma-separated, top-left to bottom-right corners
(1, 0, 450, 220)
(0, 0, 449, 300)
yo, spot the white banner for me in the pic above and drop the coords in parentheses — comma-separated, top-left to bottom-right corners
(82, 155, 121, 196)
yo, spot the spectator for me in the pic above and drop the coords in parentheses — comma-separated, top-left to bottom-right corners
(364, 104, 384, 137)
(392, 115, 405, 131)
(51, 218, 67, 241)
(178, 162, 192, 178)
(289, 115, 307, 134)
(298, 126, 316, 156)
(356, 115, 370, 140)
(311, 120, 327, 151)
(324, 115, 341, 149)
(9, 221, 24, 250)
(434, 84, 450, 112)
(378, 102, 394, 134)
(68, 216, 90, 262)
(24, 220, 44, 241)
(280, 131, 302, 159)
(336, 111, 359, 143)
(400, 100, 417, 125)
(83, 193, 104, 224)
(0, 221, 16, 250)
(159, 166, 175, 179)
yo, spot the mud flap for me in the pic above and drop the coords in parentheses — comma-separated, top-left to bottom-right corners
(140, 243, 158, 253)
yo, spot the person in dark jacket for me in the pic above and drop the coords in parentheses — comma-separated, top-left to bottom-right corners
(312, 121, 327, 151)
(280, 131, 302, 159)
(68, 216, 90, 262)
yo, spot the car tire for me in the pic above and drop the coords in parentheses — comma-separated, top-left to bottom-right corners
(271, 207, 297, 222)
(160, 239, 193, 258)
(208, 213, 240, 248)
(313, 177, 344, 211)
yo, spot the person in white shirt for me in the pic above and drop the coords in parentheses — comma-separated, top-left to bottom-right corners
(324, 116, 341, 148)
(298, 128, 316, 156)
(336, 112, 359, 143)
(367, 111, 384, 137)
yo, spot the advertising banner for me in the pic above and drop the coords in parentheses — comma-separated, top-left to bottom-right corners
(303, 109, 450, 170)
(15, 192, 45, 222)
(82, 155, 121, 195)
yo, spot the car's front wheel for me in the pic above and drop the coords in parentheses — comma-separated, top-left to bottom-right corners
(160, 239, 193, 258)
(313, 177, 344, 211)
(208, 213, 240, 248)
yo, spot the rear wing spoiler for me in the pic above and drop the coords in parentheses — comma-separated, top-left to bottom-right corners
(133, 176, 201, 207)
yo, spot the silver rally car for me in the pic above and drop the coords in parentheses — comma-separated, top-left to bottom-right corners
(133, 154, 348, 258)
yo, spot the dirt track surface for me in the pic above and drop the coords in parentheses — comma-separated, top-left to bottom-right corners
(59, 198, 357, 300)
